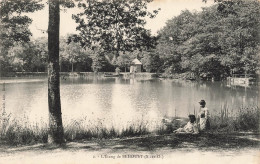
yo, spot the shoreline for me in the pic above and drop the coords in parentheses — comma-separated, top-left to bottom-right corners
(1, 72, 259, 83)
(0, 131, 259, 164)
(1, 131, 259, 150)
(0, 72, 160, 79)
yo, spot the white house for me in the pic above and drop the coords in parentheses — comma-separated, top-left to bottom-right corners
(130, 58, 142, 73)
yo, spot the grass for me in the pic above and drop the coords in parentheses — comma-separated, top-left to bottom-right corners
(4, 123, 48, 145)
(64, 120, 149, 141)
(210, 106, 260, 132)
(0, 114, 151, 145)
(0, 114, 48, 145)
(0, 106, 259, 146)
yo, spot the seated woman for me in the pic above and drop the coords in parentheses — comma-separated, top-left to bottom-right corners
(173, 114, 199, 134)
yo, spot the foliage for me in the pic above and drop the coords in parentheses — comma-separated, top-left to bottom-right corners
(7, 41, 47, 72)
(0, 0, 44, 76)
(1, 40, 47, 73)
(115, 51, 139, 71)
(116, 53, 131, 72)
(141, 50, 163, 73)
(60, 36, 93, 72)
(91, 52, 105, 73)
(70, 0, 159, 60)
(156, 0, 260, 79)
(0, 0, 44, 44)
(1, 0, 259, 78)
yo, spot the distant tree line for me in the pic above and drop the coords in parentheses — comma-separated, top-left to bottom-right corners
(1, 0, 259, 79)
(0, 36, 115, 74)
(154, 0, 260, 79)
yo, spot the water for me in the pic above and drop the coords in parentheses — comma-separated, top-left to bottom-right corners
(0, 77, 259, 130)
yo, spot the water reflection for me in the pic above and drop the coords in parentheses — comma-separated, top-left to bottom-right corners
(0, 77, 258, 129)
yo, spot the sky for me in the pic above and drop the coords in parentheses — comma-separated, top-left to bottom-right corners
(27, 0, 214, 38)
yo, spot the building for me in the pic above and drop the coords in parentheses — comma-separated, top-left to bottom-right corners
(130, 58, 142, 73)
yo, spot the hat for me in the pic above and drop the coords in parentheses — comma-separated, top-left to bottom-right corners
(199, 100, 206, 105)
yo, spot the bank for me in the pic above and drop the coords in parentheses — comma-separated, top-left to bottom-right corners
(0, 72, 161, 79)
(1, 71, 259, 82)
(0, 131, 259, 164)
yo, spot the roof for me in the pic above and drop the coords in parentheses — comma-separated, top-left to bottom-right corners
(131, 58, 142, 65)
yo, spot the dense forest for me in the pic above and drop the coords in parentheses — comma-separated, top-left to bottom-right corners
(0, 0, 259, 80)
(156, 0, 260, 79)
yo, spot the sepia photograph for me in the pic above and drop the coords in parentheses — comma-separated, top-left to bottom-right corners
(0, 0, 259, 163)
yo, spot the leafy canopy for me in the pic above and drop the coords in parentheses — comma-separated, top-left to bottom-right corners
(70, 0, 159, 59)
(0, 0, 44, 44)
(156, 0, 260, 77)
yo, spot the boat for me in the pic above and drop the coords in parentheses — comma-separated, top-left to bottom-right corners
(104, 73, 121, 77)
(186, 77, 196, 81)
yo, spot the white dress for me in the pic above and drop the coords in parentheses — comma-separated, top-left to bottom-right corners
(174, 122, 199, 134)
(183, 122, 199, 134)
(198, 107, 210, 131)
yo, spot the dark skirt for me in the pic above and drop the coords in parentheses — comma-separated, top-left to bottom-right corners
(206, 119, 210, 130)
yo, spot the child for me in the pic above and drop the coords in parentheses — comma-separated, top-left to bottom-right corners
(173, 114, 199, 134)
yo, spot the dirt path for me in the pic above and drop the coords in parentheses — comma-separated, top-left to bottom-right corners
(0, 132, 259, 164)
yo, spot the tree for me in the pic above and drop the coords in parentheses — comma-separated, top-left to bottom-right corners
(34, 37, 48, 72)
(0, 0, 44, 75)
(47, 0, 75, 144)
(7, 42, 40, 72)
(1, 0, 76, 144)
(47, 0, 64, 144)
(7, 43, 25, 72)
(202, 0, 260, 76)
(116, 53, 131, 72)
(156, 1, 260, 79)
(141, 50, 163, 73)
(0, 0, 44, 44)
(91, 50, 107, 73)
(156, 10, 196, 74)
(70, 0, 159, 61)
(60, 37, 93, 72)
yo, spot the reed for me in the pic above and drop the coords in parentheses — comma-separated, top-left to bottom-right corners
(210, 106, 259, 132)
(0, 114, 151, 145)
(0, 106, 259, 145)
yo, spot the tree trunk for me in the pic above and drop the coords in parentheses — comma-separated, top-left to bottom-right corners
(47, 0, 64, 144)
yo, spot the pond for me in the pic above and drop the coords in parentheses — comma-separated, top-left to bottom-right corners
(0, 76, 259, 130)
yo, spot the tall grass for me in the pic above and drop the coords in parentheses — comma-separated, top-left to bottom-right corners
(0, 113, 48, 145)
(210, 106, 259, 132)
(0, 113, 151, 145)
(0, 106, 259, 145)
(64, 119, 149, 141)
